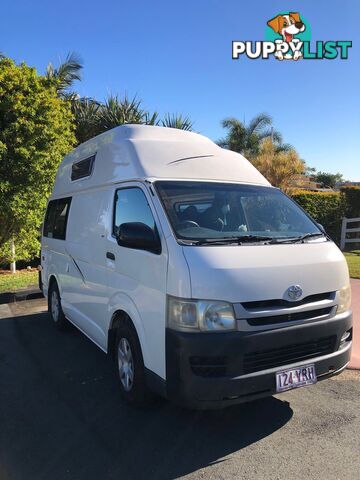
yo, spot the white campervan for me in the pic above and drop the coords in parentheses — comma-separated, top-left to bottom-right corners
(40, 125, 352, 408)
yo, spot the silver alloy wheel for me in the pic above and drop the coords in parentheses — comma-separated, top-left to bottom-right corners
(117, 337, 134, 392)
(51, 290, 60, 322)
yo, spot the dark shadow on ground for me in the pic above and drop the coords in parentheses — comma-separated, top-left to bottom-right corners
(0, 289, 43, 305)
(0, 312, 293, 480)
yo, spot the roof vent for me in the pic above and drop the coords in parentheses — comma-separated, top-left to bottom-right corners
(71, 154, 96, 181)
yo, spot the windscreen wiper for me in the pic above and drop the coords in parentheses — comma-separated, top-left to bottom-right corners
(193, 235, 274, 245)
(269, 232, 326, 244)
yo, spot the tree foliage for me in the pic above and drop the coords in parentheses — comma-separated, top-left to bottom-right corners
(70, 95, 194, 145)
(217, 114, 288, 157)
(341, 186, 360, 218)
(161, 113, 193, 131)
(46, 52, 83, 94)
(290, 190, 345, 244)
(251, 138, 305, 190)
(71, 97, 102, 144)
(0, 58, 75, 263)
(315, 171, 344, 189)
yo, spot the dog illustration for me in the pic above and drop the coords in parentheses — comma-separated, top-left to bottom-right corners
(267, 12, 306, 60)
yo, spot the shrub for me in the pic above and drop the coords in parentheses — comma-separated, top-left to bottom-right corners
(0, 58, 75, 265)
(290, 190, 345, 244)
(251, 139, 305, 190)
(340, 186, 360, 218)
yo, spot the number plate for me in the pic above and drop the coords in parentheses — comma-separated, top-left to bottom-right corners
(276, 364, 317, 393)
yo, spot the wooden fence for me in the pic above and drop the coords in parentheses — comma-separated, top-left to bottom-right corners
(340, 217, 360, 251)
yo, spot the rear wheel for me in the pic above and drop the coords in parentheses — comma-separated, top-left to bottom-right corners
(115, 321, 152, 406)
(48, 282, 68, 330)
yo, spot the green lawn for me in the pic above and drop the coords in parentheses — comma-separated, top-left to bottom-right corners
(344, 250, 360, 280)
(0, 269, 38, 293)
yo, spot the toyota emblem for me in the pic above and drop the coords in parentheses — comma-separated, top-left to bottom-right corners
(286, 285, 303, 301)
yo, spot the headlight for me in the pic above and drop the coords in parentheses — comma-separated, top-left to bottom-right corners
(167, 296, 236, 332)
(337, 285, 351, 314)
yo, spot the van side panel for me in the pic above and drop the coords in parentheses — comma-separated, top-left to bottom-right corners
(41, 238, 68, 299)
(61, 188, 109, 349)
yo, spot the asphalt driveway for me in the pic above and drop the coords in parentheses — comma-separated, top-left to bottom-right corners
(0, 303, 359, 480)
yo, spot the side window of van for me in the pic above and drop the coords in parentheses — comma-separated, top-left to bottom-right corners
(43, 197, 72, 240)
(113, 188, 156, 237)
(43, 200, 57, 238)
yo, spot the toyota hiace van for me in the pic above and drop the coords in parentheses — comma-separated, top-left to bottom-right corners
(40, 125, 352, 408)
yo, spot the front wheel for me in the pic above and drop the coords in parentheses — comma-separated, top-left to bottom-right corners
(115, 321, 152, 406)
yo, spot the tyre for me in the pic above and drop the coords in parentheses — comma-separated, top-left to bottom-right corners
(48, 281, 68, 330)
(115, 320, 152, 406)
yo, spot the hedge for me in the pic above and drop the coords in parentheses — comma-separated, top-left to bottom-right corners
(290, 190, 345, 244)
(340, 186, 360, 218)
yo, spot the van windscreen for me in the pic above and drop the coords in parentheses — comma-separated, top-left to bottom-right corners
(155, 181, 324, 245)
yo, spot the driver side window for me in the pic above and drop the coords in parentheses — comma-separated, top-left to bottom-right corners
(113, 187, 156, 237)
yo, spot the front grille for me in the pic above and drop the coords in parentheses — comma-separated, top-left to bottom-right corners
(243, 336, 336, 374)
(242, 292, 334, 310)
(190, 356, 227, 377)
(247, 307, 333, 326)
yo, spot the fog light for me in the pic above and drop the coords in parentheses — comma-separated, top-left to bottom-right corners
(339, 330, 352, 348)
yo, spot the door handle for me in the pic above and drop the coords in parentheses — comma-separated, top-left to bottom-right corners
(106, 251, 115, 260)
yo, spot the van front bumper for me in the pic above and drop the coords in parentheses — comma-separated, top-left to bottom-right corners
(165, 311, 352, 409)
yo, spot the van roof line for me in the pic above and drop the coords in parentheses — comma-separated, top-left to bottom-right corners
(52, 125, 270, 196)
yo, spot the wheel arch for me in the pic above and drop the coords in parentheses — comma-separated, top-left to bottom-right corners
(108, 310, 131, 359)
(107, 301, 149, 369)
(46, 268, 61, 297)
(48, 274, 58, 290)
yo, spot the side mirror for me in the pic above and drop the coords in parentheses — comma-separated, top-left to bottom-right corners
(116, 222, 161, 254)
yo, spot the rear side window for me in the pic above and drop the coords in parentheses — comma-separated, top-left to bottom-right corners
(43, 201, 57, 238)
(43, 197, 72, 240)
(71, 155, 95, 181)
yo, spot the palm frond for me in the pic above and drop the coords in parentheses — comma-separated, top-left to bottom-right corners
(221, 117, 243, 130)
(218, 113, 292, 160)
(275, 142, 294, 153)
(72, 97, 102, 144)
(61, 91, 80, 103)
(217, 117, 247, 153)
(46, 52, 83, 93)
(144, 111, 160, 125)
(259, 128, 283, 144)
(247, 113, 272, 135)
(161, 113, 194, 131)
(98, 94, 146, 130)
(216, 138, 229, 149)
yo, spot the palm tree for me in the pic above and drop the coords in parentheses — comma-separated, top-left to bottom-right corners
(275, 142, 294, 153)
(144, 111, 160, 126)
(46, 52, 83, 94)
(161, 113, 194, 131)
(98, 94, 150, 130)
(217, 113, 284, 157)
(71, 97, 102, 145)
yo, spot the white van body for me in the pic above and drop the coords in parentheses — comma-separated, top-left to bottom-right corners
(41, 125, 352, 408)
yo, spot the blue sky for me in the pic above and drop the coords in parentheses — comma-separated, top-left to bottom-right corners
(2, 0, 359, 180)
